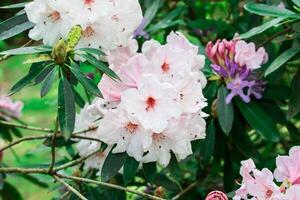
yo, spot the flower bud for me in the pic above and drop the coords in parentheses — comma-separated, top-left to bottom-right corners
(52, 39, 67, 65)
(154, 186, 165, 198)
(205, 191, 228, 200)
(66, 25, 82, 51)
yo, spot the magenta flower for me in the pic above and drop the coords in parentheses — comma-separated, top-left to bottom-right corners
(205, 191, 228, 200)
(206, 39, 267, 104)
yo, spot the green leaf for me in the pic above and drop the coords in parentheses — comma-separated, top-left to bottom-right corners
(244, 3, 299, 18)
(101, 150, 127, 182)
(217, 85, 234, 135)
(265, 47, 300, 76)
(291, 0, 300, 7)
(23, 54, 52, 64)
(34, 63, 55, 84)
(41, 68, 56, 97)
(43, 137, 67, 147)
(10, 63, 46, 95)
(236, 99, 280, 142)
(0, 2, 27, 9)
(153, 174, 181, 192)
(0, 182, 23, 200)
(76, 48, 104, 56)
(81, 54, 119, 80)
(143, 0, 161, 29)
(69, 61, 102, 97)
(199, 121, 215, 164)
(263, 84, 291, 100)
(239, 17, 287, 39)
(0, 13, 34, 40)
(17, 174, 48, 188)
(58, 77, 76, 138)
(288, 71, 300, 118)
(123, 156, 139, 185)
(73, 89, 85, 108)
(143, 162, 157, 183)
(0, 46, 52, 56)
(223, 151, 234, 192)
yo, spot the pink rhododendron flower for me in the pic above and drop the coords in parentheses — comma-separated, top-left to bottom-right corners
(274, 146, 300, 185)
(205, 191, 228, 200)
(235, 40, 268, 70)
(0, 96, 23, 121)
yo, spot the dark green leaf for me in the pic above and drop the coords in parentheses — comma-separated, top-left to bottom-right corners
(81, 54, 119, 80)
(10, 63, 46, 95)
(143, 0, 161, 28)
(288, 71, 300, 118)
(17, 174, 48, 188)
(0, 182, 23, 200)
(199, 121, 215, 164)
(236, 99, 280, 142)
(0, 13, 34, 40)
(0, 2, 27, 9)
(239, 17, 287, 39)
(143, 162, 157, 183)
(217, 85, 234, 135)
(153, 174, 181, 192)
(263, 84, 291, 100)
(69, 61, 102, 97)
(43, 137, 67, 147)
(101, 150, 127, 182)
(223, 151, 234, 192)
(291, 0, 300, 7)
(58, 77, 76, 138)
(123, 156, 139, 185)
(73, 89, 86, 108)
(35, 64, 55, 84)
(0, 46, 52, 56)
(41, 68, 57, 97)
(10, 127, 22, 138)
(265, 47, 300, 76)
(244, 3, 299, 18)
(77, 48, 104, 56)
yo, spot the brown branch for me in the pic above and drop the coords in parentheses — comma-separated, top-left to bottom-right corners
(56, 174, 166, 200)
(53, 175, 88, 200)
(172, 182, 198, 200)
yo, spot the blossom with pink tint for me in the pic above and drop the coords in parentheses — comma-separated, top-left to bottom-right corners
(206, 39, 236, 66)
(205, 191, 228, 200)
(274, 146, 300, 185)
(120, 75, 181, 133)
(282, 184, 300, 200)
(235, 40, 268, 70)
(0, 96, 23, 121)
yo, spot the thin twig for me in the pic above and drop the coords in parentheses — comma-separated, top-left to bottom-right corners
(56, 174, 166, 200)
(171, 182, 198, 200)
(258, 27, 292, 47)
(53, 175, 88, 200)
(49, 118, 59, 172)
(60, 191, 71, 200)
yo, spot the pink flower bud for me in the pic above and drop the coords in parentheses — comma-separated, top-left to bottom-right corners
(205, 191, 228, 200)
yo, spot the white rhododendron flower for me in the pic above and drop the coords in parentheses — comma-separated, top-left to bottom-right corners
(25, 0, 143, 50)
(76, 31, 207, 169)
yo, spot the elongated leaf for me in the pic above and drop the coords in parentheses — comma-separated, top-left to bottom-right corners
(143, 0, 161, 28)
(263, 84, 291, 100)
(0, 2, 27, 9)
(199, 121, 215, 164)
(123, 156, 139, 185)
(10, 63, 45, 95)
(0, 182, 23, 200)
(0, 46, 51, 56)
(236, 99, 280, 142)
(153, 174, 181, 192)
(217, 86, 234, 135)
(76, 48, 104, 56)
(291, 0, 300, 7)
(23, 54, 52, 64)
(265, 47, 300, 76)
(73, 89, 85, 108)
(239, 17, 286, 39)
(288, 71, 300, 118)
(17, 174, 48, 188)
(81, 54, 119, 80)
(143, 162, 157, 183)
(101, 150, 127, 182)
(34, 63, 55, 84)
(41, 68, 56, 97)
(244, 3, 299, 18)
(58, 77, 75, 138)
(69, 61, 102, 97)
(0, 13, 34, 40)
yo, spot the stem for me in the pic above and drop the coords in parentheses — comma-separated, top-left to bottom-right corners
(56, 174, 166, 200)
(53, 175, 88, 200)
(172, 182, 198, 200)
(49, 118, 59, 172)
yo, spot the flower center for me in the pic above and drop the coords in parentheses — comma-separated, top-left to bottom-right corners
(49, 11, 61, 22)
(266, 189, 273, 198)
(125, 122, 138, 134)
(161, 62, 170, 73)
(152, 133, 166, 142)
(82, 26, 95, 38)
(146, 97, 156, 111)
(84, 0, 94, 5)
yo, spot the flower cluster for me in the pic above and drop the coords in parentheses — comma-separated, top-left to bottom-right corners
(206, 39, 268, 104)
(25, 0, 143, 50)
(234, 146, 300, 200)
(0, 96, 23, 121)
(205, 191, 228, 200)
(75, 32, 208, 172)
